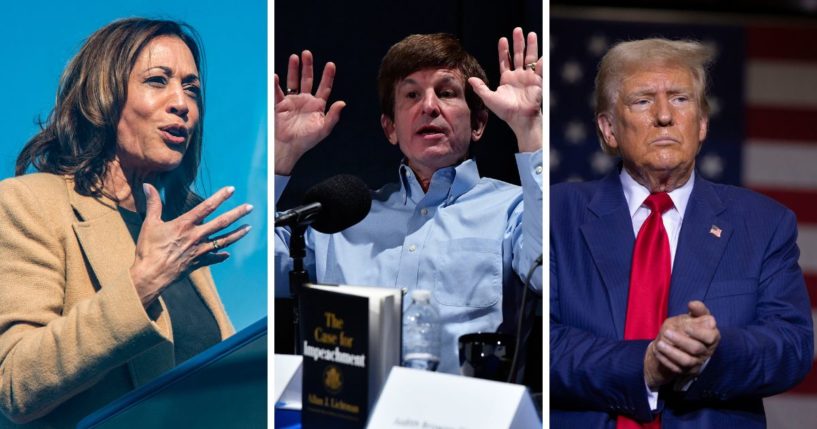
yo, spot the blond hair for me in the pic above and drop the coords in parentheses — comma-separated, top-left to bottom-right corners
(594, 38, 713, 154)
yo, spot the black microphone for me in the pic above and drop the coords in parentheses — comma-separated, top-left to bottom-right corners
(274, 174, 372, 233)
(281, 174, 372, 354)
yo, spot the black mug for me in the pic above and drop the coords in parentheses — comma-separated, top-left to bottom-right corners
(458, 332, 515, 382)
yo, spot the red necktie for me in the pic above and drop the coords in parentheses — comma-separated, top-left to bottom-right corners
(617, 192, 674, 429)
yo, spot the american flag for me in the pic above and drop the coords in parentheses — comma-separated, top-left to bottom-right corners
(551, 13, 817, 427)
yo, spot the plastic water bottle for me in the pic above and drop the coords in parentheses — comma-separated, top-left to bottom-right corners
(402, 290, 441, 371)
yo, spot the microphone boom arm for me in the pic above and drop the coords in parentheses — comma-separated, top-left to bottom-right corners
(274, 202, 322, 229)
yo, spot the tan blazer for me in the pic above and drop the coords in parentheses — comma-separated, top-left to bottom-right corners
(0, 173, 234, 428)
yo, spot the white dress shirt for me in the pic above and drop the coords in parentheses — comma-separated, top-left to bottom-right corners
(620, 168, 696, 410)
(621, 168, 693, 268)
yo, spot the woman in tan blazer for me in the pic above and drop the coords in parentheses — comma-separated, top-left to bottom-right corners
(0, 19, 252, 428)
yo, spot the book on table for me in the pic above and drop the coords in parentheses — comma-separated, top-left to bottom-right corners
(299, 283, 402, 429)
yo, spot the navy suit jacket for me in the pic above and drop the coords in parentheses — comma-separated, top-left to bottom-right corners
(550, 170, 813, 428)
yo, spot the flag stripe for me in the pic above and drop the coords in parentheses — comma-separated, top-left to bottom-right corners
(787, 311, 817, 394)
(746, 61, 817, 108)
(792, 368, 817, 394)
(747, 22, 817, 415)
(796, 225, 817, 273)
(746, 107, 817, 142)
(749, 188, 817, 224)
(748, 26, 817, 62)
(765, 390, 817, 427)
(743, 141, 817, 189)
(804, 274, 817, 309)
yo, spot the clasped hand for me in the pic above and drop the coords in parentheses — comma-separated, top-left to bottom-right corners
(129, 184, 253, 307)
(645, 300, 721, 388)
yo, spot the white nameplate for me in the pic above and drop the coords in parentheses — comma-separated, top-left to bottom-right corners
(368, 367, 540, 429)
(273, 354, 303, 410)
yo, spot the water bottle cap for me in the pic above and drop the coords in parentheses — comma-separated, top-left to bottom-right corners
(410, 289, 432, 302)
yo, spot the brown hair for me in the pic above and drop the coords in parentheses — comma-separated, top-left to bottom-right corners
(595, 38, 713, 155)
(16, 17, 206, 216)
(377, 33, 488, 127)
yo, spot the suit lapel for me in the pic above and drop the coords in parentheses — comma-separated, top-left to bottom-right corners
(580, 172, 635, 338)
(66, 181, 175, 386)
(68, 188, 136, 292)
(669, 176, 731, 315)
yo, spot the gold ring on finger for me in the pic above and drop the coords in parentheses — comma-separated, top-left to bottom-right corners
(211, 239, 222, 251)
(285, 88, 298, 95)
(527, 62, 536, 72)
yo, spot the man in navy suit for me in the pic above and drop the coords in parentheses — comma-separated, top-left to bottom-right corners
(550, 38, 813, 428)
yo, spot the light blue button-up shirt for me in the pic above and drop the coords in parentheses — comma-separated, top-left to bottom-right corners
(275, 150, 543, 374)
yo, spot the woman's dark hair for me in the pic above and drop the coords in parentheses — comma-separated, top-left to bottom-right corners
(16, 17, 206, 216)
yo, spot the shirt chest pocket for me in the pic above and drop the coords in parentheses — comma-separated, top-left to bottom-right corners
(432, 238, 502, 308)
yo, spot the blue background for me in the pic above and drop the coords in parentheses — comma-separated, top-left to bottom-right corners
(0, 1, 267, 330)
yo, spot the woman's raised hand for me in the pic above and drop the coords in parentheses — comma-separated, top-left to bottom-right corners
(129, 184, 253, 307)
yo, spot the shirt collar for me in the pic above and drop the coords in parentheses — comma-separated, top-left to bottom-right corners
(620, 167, 694, 219)
(398, 158, 481, 206)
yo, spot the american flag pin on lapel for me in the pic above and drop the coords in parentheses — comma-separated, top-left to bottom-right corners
(709, 225, 722, 238)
